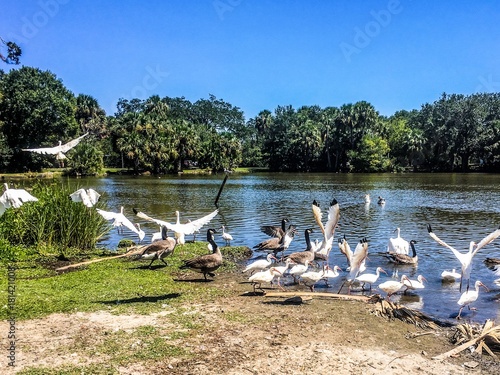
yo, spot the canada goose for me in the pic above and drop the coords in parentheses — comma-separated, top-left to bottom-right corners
(386, 240, 418, 264)
(136, 226, 177, 268)
(253, 225, 297, 257)
(456, 280, 489, 319)
(428, 224, 500, 292)
(0, 183, 38, 215)
(377, 196, 386, 205)
(387, 227, 410, 255)
(133, 208, 218, 244)
(179, 229, 222, 281)
(96, 206, 145, 242)
(22, 133, 88, 167)
(69, 188, 100, 207)
(284, 228, 316, 265)
(260, 218, 289, 238)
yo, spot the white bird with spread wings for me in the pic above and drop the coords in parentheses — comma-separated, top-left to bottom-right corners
(0, 183, 38, 216)
(133, 208, 218, 245)
(22, 133, 89, 167)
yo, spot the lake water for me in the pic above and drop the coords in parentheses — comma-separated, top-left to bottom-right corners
(63, 172, 500, 324)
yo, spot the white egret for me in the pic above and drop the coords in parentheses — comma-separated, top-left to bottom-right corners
(0, 183, 38, 215)
(427, 224, 500, 292)
(22, 133, 88, 167)
(311, 199, 340, 260)
(220, 225, 233, 246)
(96, 206, 145, 242)
(69, 188, 100, 207)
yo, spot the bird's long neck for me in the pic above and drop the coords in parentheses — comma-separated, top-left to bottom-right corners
(281, 220, 286, 232)
(410, 242, 417, 257)
(305, 230, 312, 250)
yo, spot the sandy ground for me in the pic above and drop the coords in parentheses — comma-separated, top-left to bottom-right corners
(1, 271, 498, 374)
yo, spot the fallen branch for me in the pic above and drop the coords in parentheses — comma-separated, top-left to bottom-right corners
(264, 291, 370, 302)
(55, 247, 145, 271)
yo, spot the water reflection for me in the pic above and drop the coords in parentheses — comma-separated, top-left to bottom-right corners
(60, 172, 500, 324)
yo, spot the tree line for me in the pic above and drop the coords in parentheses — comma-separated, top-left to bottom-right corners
(1, 66, 499, 175)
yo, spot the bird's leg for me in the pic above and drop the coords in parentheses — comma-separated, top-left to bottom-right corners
(161, 258, 169, 266)
(337, 280, 346, 294)
(277, 278, 286, 292)
(147, 259, 155, 268)
(457, 306, 464, 319)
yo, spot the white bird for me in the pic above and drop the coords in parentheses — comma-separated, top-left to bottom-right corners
(338, 235, 367, 274)
(378, 274, 411, 300)
(337, 238, 369, 294)
(322, 265, 343, 286)
(364, 194, 371, 204)
(301, 265, 330, 292)
(151, 226, 163, 242)
(456, 280, 489, 319)
(22, 133, 88, 167)
(134, 209, 218, 245)
(96, 206, 145, 242)
(270, 258, 293, 290)
(403, 274, 427, 293)
(311, 199, 340, 260)
(243, 254, 277, 275)
(355, 267, 387, 291)
(220, 225, 233, 246)
(387, 227, 410, 255)
(0, 183, 38, 215)
(428, 224, 500, 292)
(289, 259, 310, 284)
(69, 188, 100, 207)
(249, 267, 281, 294)
(441, 269, 461, 283)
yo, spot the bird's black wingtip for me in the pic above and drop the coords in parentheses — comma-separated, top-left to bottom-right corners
(133, 208, 139, 214)
(312, 199, 320, 207)
(427, 224, 432, 233)
(330, 198, 338, 206)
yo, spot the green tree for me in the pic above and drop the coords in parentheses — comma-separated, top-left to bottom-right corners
(0, 66, 79, 172)
(348, 134, 391, 172)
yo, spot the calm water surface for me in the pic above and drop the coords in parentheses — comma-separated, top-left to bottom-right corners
(65, 172, 500, 324)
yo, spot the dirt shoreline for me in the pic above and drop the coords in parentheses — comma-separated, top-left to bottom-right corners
(1, 268, 498, 374)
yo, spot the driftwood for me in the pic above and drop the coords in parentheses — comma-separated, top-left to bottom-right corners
(264, 291, 371, 302)
(55, 247, 145, 271)
(433, 320, 500, 360)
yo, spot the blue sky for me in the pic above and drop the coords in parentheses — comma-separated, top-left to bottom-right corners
(2, 0, 500, 119)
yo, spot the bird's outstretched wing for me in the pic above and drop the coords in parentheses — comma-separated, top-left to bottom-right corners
(324, 199, 340, 239)
(133, 209, 171, 228)
(59, 133, 89, 153)
(177, 210, 219, 234)
(474, 225, 500, 253)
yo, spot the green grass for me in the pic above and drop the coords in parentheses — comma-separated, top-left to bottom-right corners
(0, 242, 250, 320)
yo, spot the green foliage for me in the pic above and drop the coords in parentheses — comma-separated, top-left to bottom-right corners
(0, 182, 109, 255)
(348, 134, 392, 172)
(66, 141, 104, 176)
(0, 37, 22, 64)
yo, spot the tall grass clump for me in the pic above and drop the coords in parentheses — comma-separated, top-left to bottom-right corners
(0, 181, 110, 256)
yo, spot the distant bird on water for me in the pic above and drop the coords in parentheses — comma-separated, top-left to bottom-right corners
(22, 133, 88, 167)
(179, 228, 222, 281)
(0, 183, 38, 216)
(377, 196, 386, 205)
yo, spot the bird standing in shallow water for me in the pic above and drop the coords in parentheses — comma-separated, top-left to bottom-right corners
(220, 225, 233, 246)
(386, 239, 418, 264)
(179, 229, 222, 281)
(387, 227, 410, 255)
(378, 274, 411, 300)
(355, 267, 387, 291)
(403, 274, 427, 294)
(456, 280, 489, 319)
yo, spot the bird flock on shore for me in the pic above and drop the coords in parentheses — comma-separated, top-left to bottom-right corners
(2, 184, 500, 319)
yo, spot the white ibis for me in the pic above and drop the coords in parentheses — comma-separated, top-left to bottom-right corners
(249, 267, 281, 294)
(134, 208, 218, 245)
(428, 224, 500, 292)
(403, 274, 427, 293)
(457, 280, 489, 319)
(243, 254, 277, 275)
(22, 133, 88, 167)
(355, 267, 387, 291)
(378, 275, 411, 300)
(96, 206, 145, 242)
(289, 259, 310, 284)
(69, 188, 100, 207)
(300, 265, 330, 292)
(0, 183, 38, 215)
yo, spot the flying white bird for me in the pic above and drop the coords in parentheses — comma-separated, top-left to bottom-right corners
(22, 133, 89, 167)
(97, 206, 145, 242)
(428, 224, 500, 292)
(0, 183, 38, 215)
(311, 199, 340, 260)
(133, 208, 218, 245)
(69, 188, 100, 207)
